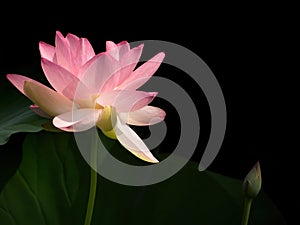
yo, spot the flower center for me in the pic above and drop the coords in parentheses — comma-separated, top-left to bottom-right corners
(97, 106, 117, 139)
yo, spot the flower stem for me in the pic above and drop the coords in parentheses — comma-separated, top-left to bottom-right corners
(241, 197, 253, 225)
(84, 140, 98, 225)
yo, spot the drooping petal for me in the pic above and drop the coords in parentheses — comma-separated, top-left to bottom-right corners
(24, 81, 75, 117)
(97, 90, 157, 112)
(119, 106, 165, 126)
(41, 58, 82, 95)
(77, 52, 118, 92)
(30, 104, 51, 118)
(100, 44, 144, 93)
(6, 74, 38, 95)
(118, 52, 165, 90)
(114, 115, 159, 163)
(39, 42, 56, 61)
(53, 108, 101, 132)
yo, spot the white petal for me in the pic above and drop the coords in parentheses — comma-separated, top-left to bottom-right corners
(114, 115, 159, 163)
(119, 106, 165, 126)
(53, 108, 101, 132)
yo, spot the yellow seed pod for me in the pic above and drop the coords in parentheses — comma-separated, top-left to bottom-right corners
(97, 106, 117, 139)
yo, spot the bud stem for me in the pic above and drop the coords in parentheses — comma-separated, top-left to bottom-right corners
(241, 197, 253, 225)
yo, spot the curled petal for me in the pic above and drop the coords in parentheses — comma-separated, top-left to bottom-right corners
(53, 108, 101, 132)
(114, 115, 159, 163)
(24, 81, 75, 117)
(119, 106, 165, 126)
(97, 90, 157, 112)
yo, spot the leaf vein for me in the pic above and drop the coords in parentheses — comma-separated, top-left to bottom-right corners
(17, 171, 48, 225)
(53, 144, 72, 207)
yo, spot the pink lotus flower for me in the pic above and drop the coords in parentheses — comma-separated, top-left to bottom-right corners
(7, 31, 165, 163)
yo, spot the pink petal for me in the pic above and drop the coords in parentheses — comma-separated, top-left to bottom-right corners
(66, 33, 81, 73)
(118, 52, 165, 90)
(24, 81, 75, 117)
(106, 41, 130, 61)
(106, 41, 117, 50)
(100, 44, 144, 93)
(68, 37, 96, 75)
(119, 106, 165, 126)
(41, 58, 81, 95)
(61, 79, 93, 101)
(53, 108, 101, 132)
(55, 31, 73, 72)
(30, 105, 51, 119)
(80, 38, 95, 65)
(77, 52, 118, 93)
(6, 74, 38, 95)
(120, 44, 143, 72)
(106, 41, 119, 60)
(66, 33, 80, 53)
(39, 42, 55, 61)
(114, 115, 159, 163)
(117, 41, 130, 59)
(96, 90, 157, 112)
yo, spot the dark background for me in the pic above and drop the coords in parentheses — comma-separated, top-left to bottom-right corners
(0, 6, 293, 224)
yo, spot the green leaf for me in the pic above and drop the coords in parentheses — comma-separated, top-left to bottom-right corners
(0, 78, 49, 145)
(0, 132, 286, 225)
(0, 132, 85, 225)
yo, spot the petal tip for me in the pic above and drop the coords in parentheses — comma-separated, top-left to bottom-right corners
(157, 52, 166, 60)
(138, 43, 144, 48)
(149, 92, 158, 97)
(41, 57, 47, 63)
(160, 109, 166, 119)
(150, 158, 159, 163)
(56, 30, 63, 36)
(39, 41, 46, 46)
(6, 74, 13, 80)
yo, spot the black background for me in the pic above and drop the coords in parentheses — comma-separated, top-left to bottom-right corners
(0, 5, 293, 224)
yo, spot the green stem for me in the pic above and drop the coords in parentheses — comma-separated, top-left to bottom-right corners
(84, 141, 98, 225)
(241, 197, 253, 225)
